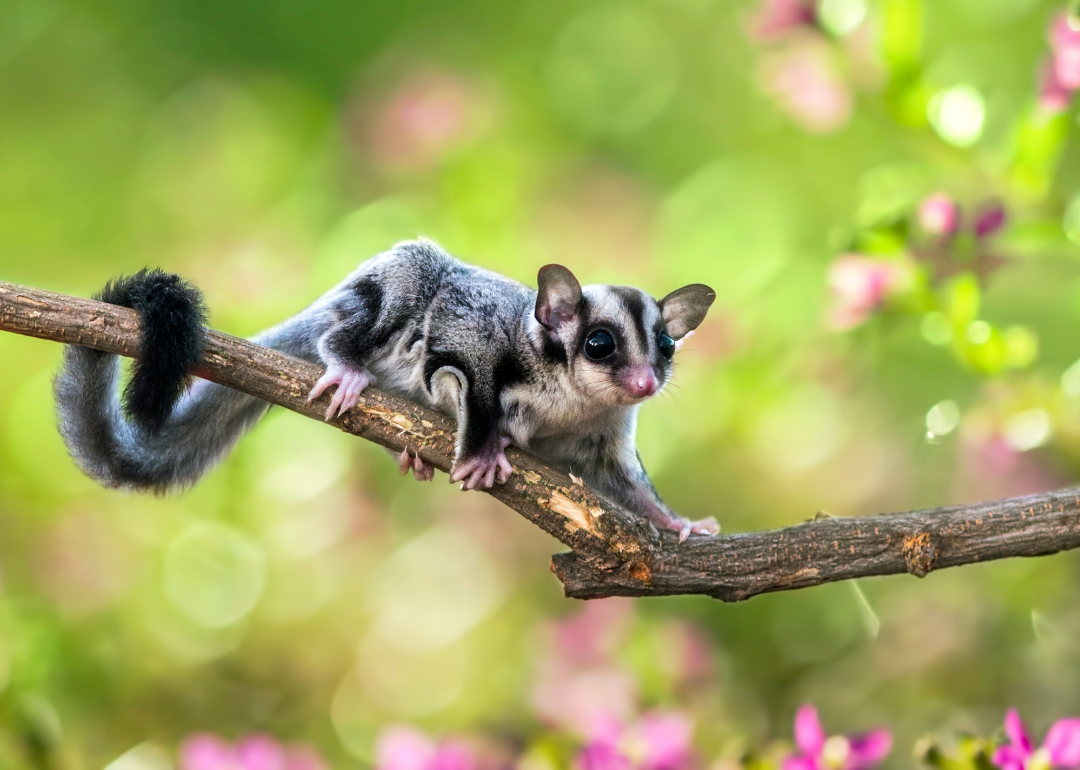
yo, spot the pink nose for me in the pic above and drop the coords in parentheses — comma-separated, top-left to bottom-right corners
(623, 369, 659, 398)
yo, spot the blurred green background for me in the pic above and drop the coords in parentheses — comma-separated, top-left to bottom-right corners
(4, 0, 1080, 766)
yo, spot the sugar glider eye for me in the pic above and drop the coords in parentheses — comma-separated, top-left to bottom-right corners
(658, 333, 675, 360)
(584, 329, 616, 360)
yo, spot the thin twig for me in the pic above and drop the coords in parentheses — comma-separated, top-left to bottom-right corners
(3, 279, 1080, 601)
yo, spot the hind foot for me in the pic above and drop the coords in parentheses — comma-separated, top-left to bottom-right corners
(450, 435, 513, 490)
(643, 504, 719, 543)
(672, 516, 720, 543)
(397, 447, 435, 482)
(307, 364, 375, 420)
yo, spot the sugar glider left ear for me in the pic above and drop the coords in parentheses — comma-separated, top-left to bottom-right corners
(659, 284, 715, 340)
(535, 264, 583, 330)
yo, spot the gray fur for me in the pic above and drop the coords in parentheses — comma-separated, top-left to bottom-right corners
(55, 239, 716, 536)
(54, 313, 324, 491)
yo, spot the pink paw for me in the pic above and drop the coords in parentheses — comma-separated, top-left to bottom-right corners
(397, 447, 435, 482)
(674, 516, 720, 543)
(646, 506, 720, 543)
(450, 436, 513, 490)
(307, 364, 375, 421)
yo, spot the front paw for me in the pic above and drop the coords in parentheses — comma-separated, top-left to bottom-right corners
(449, 436, 513, 490)
(397, 447, 435, 482)
(307, 364, 375, 420)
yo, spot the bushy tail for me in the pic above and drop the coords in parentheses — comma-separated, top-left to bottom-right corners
(54, 270, 316, 493)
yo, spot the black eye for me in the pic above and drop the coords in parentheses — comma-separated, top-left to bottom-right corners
(658, 333, 675, 360)
(584, 329, 616, 360)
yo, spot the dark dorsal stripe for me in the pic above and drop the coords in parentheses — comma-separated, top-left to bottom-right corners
(609, 286, 649, 357)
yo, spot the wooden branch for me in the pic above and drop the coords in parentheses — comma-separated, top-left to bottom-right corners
(4, 279, 1080, 602)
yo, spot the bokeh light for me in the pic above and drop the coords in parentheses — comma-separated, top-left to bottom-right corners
(928, 85, 986, 147)
(818, 0, 868, 35)
(926, 400, 961, 439)
(163, 522, 266, 629)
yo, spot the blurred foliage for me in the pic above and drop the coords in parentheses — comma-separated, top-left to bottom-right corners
(5, 0, 1080, 767)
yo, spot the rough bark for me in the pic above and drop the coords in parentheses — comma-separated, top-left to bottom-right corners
(3, 279, 1080, 601)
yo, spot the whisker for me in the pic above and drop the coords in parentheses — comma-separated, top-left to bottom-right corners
(658, 388, 683, 410)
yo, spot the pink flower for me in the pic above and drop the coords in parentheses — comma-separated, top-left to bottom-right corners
(1055, 44, 1080, 91)
(782, 705, 891, 770)
(179, 734, 327, 770)
(911, 196, 1010, 281)
(1039, 60, 1073, 113)
(533, 599, 638, 737)
(533, 662, 638, 739)
(363, 69, 493, 173)
(574, 711, 695, 770)
(759, 40, 853, 133)
(578, 742, 633, 770)
(992, 709, 1080, 770)
(825, 255, 904, 330)
(747, 0, 817, 40)
(1038, 11, 1080, 113)
(181, 735, 238, 770)
(918, 193, 960, 237)
(553, 598, 635, 666)
(1050, 13, 1080, 90)
(375, 725, 476, 770)
(1051, 11, 1080, 50)
(635, 712, 695, 770)
(974, 202, 1007, 239)
(916, 194, 1004, 241)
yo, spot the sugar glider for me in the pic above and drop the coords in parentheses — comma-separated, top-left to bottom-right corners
(55, 239, 718, 540)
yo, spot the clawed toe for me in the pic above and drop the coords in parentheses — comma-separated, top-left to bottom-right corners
(307, 365, 374, 420)
(691, 517, 719, 536)
(449, 457, 490, 489)
(677, 516, 720, 542)
(449, 439, 514, 490)
(651, 509, 719, 543)
(398, 447, 435, 482)
(413, 457, 435, 481)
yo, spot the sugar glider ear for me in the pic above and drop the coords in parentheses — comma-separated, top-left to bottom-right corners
(659, 284, 715, 340)
(535, 264, 582, 330)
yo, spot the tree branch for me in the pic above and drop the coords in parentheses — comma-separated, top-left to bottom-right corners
(3, 279, 1080, 601)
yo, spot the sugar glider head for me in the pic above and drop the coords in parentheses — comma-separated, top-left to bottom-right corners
(534, 265, 715, 406)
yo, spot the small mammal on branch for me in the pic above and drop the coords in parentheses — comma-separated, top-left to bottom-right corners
(54, 239, 718, 540)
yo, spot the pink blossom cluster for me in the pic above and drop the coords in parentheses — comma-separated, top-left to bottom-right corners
(171, 706, 1080, 770)
(575, 712, 696, 770)
(1040, 12, 1080, 113)
(825, 191, 1010, 330)
(917, 193, 1006, 242)
(992, 709, 1080, 770)
(169, 608, 1080, 770)
(375, 725, 478, 770)
(914, 192, 1008, 281)
(745, 0, 855, 134)
(782, 705, 891, 770)
(535, 599, 711, 770)
(758, 42, 854, 134)
(825, 254, 907, 330)
(179, 734, 327, 770)
(747, 0, 818, 40)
